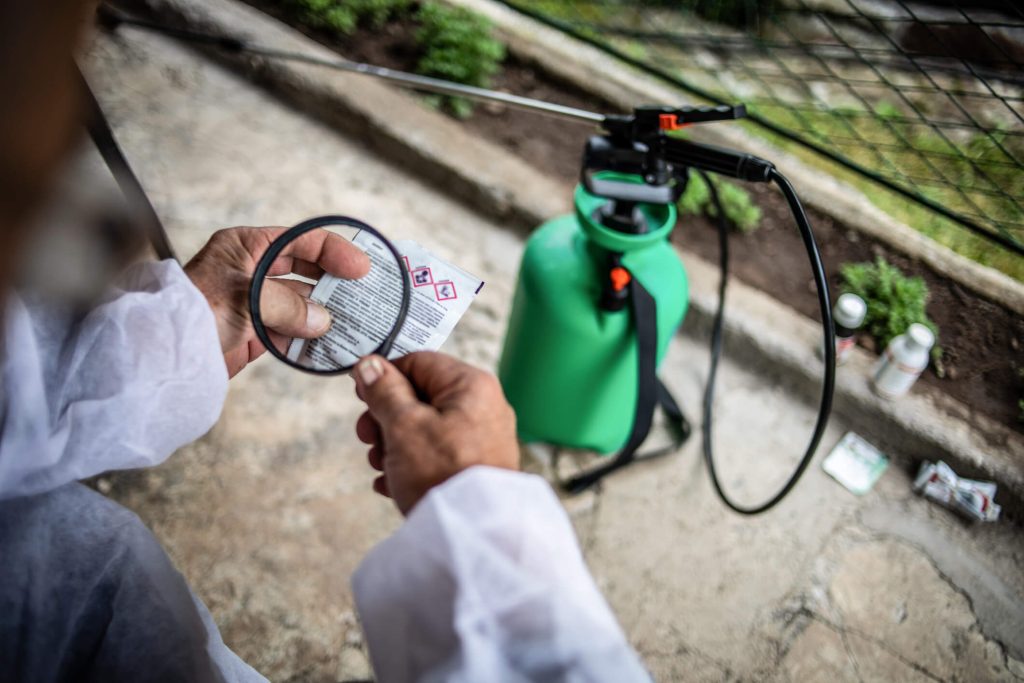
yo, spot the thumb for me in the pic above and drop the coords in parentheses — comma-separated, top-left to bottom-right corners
(259, 278, 331, 338)
(354, 356, 424, 425)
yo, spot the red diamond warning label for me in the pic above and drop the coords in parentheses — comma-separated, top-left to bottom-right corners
(411, 266, 433, 287)
(434, 280, 457, 301)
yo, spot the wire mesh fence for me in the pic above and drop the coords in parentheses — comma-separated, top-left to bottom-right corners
(498, 0, 1024, 272)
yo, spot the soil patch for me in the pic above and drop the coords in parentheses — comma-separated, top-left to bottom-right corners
(247, 2, 1024, 434)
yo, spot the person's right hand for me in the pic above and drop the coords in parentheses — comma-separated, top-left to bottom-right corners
(185, 226, 370, 378)
(353, 352, 519, 516)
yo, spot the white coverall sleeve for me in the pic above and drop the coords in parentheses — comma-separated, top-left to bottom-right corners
(0, 259, 229, 498)
(352, 466, 650, 683)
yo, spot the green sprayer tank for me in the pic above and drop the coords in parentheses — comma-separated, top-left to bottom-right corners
(498, 174, 688, 454)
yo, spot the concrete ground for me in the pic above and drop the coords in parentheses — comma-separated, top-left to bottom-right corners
(83, 27, 1024, 683)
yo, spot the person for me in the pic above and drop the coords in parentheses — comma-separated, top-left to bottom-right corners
(0, 1, 649, 680)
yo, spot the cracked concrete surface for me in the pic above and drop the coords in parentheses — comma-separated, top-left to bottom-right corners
(82, 25, 1024, 683)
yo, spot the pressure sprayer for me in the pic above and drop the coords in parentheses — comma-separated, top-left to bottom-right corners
(93, 5, 836, 514)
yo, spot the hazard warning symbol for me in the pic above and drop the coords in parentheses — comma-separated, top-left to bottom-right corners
(434, 280, 457, 301)
(411, 267, 433, 287)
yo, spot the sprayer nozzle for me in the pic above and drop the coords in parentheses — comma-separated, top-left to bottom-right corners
(734, 156, 775, 183)
(664, 138, 775, 183)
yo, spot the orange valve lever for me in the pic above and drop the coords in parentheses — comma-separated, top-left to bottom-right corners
(610, 266, 632, 292)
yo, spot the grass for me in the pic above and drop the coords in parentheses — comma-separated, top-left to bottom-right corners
(749, 103, 1024, 280)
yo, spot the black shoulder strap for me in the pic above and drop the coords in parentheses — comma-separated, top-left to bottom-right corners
(76, 63, 178, 262)
(563, 275, 690, 494)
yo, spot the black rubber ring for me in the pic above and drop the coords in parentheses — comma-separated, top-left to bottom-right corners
(248, 215, 411, 375)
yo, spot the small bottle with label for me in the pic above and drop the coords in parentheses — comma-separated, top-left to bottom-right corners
(830, 293, 867, 365)
(872, 323, 934, 399)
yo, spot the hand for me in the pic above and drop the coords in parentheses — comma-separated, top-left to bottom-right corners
(185, 226, 370, 378)
(353, 352, 520, 515)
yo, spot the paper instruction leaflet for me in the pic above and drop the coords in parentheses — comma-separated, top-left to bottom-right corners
(287, 232, 483, 370)
(822, 432, 889, 495)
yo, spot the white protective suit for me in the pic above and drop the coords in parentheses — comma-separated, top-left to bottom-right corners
(0, 260, 649, 682)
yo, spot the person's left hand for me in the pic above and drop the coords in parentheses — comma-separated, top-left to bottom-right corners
(185, 226, 370, 378)
(352, 352, 520, 515)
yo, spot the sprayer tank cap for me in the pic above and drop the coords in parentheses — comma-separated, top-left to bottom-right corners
(834, 293, 867, 328)
(906, 323, 935, 351)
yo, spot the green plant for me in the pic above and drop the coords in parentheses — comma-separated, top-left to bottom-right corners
(291, 0, 411, 33)
(283, 0, 506, 117)
(677, 170, 762, 233)
(359, 0, 413, 27)
(840, 256, 942, 368)
(414, 2, 505, 117)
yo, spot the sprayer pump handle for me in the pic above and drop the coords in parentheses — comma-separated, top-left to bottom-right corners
(635, 104, 746, 131)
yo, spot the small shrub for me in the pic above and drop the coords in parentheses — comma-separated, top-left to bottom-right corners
(355, 0, 413, 27)
(840, 257, 942, 368)
(677, 168, 710, 216)
(414, 1, 505, 117)
(291, 0, 411, 33)
(677, 170, 762, 233)
(285, 0, 505, 117)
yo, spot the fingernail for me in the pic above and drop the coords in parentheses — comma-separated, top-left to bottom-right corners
(306, 301, 330, 331)
(357, 357, 383, 386)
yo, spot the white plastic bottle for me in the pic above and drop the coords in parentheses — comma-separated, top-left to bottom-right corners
(831, 293, 867, 365)
(872, 323, 935, 399)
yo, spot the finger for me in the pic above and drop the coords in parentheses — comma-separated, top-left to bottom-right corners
(372, 475, 391, 498)
(391, 352, 484, 411)
(367, 445, 384, 472)
(268, 257, 322, 281)
(259, 278, 331, 338)
(266, 256, 324, 279)
(246, 227, 370, 279)
(353, 355, 430, 425)
(355, 411, 380, 445)
(268, 277, 314, 299)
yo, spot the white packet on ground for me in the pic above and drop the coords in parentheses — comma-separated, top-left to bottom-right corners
(822, 432, 889, 495)
(287, 236, 483, 369)
(913, 460, 1001, 522)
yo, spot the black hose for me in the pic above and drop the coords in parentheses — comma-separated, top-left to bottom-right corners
(700, 168, 836, 514)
